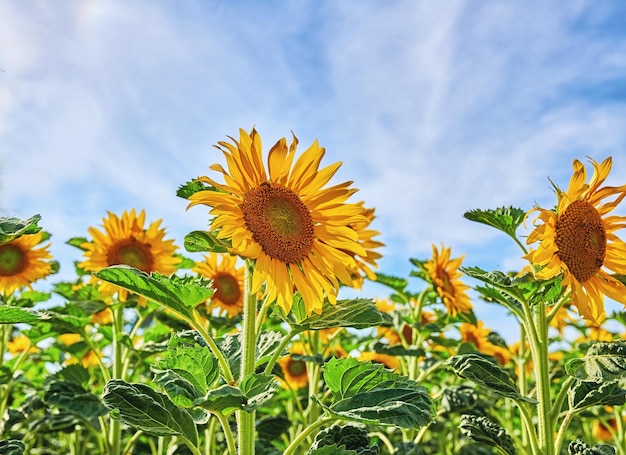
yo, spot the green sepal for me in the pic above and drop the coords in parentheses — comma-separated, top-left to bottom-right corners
(176, 179, 215, 199)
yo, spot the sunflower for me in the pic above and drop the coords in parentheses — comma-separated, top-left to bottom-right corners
(359, 351, 401, 371)
(187, 128, 368, 315)
(193, 253, 244, 317)
(0, 232, 53, 296)
(460, 321, 511, 366)
(524, 157, 626, 326)
(7, 335, 37, 355)
(424, 243, 472, 316)
(79, 209, 181, 301)
(278, 342, 309, 390)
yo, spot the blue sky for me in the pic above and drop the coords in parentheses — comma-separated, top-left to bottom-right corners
(2, 1, 626, 336)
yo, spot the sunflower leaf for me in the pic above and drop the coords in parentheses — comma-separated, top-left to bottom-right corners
(94, 265, 214, 320)
(193, 384, 246, 415)
(290, 298, 385, 330)
(43, 380, 108, 430)
(374, 273, 408, 293)
(568, 380, 626, 411)
(565, 341, 626, 383)
(568, 439, 616, 455)
(0, 215, 42, 244)
(0, 439, 26, 455)
(102, 379, 198, 447)
(0, 305, 46, 324)
(241, 373, 279, 411)
(184, 230, 231, 254)
(307, 424, 378, 455)
(319, 357, 435, 428)
(463, 207, 526, 238)
(459, 414, 516, 455)
(151, 332, 220, 408)
(445, 354, 536, 403)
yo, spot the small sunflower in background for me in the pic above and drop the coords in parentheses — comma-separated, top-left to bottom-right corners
(79, 209, 181, 301)
(0, 232, 54, 296)
(424, 243, 472, 316)
(7, 335, 37, 355)
(525, 157, 626, 326)
(347, 203, 384, 288)
(460, 321, 511, 366)
(193, 252, 244, 317)
(187, 128, 369, 316)
(358, 351, 401, 371)
(278, 342, 309, 390)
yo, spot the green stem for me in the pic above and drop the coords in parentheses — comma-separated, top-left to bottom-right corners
(514, 400, 541, 455)
(533, 302, 554, 455)
(549, 376, 575, 422)
(237, 259, 257, 455)
(283, 417, 335, 455)
(553, 410, 574, 454)
(263, 328, 301, 375)
(110, 301, 126, 455)
(214, 412, 237, 455)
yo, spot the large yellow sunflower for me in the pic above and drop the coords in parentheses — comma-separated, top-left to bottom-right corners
(79, 209, 181, 301)
(524, 157, 626, 326)
(187, 128, 368, 315)
(0, 232, 53, 295)
(424, 243, 472, 316)
(193, 253, 244, 317)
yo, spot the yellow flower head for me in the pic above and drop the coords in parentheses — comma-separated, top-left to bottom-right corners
(0, 232, 53, 295)
(460, 321, 511, 365)
(347, 204, 384, 288)
(193, 253, 244, 317)
(278, 342, 309, 390)
(525, 157, 626, 326)
(79, 209, 181, 301)
(7, 335, 37, 355)
(187, 128, 369, 315)
(359, 351, 401, 371)
(424, 243, 472, 316)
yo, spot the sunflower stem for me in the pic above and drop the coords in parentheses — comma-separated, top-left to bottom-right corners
(533, 301, 554, 455)
(237, 259, 257, 455)
(110, 301, 126, 455)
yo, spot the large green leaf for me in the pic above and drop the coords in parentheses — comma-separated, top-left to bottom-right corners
(102, 379, 198, 447)
(152, 332, 219, 407)
(459, 414, 516, 455)
(94, 266, 214, 320)
(463, 207, 526, 238)
(290, 298, 385, 330)
(184, 230, 230, 254)
(194, 384, 246, 415)
(241, 373, 278, 411)
(0, 215, 42, 244)
(307, 424, 378, 455)
(0, 440, 25, 455)
(43, 380, 108, 429)
(445, 354, 535, 403)
(218, 331, 285, 379)
(373, 273, 408, 293)
(320, 357, 434, 428)
(568, 380, 626, 411)
(0, 306, 45, 324)
(565, 341, 626, 383)
(568, 439, 616, 455)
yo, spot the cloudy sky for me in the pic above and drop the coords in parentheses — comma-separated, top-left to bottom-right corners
(2, 1, 626, 333)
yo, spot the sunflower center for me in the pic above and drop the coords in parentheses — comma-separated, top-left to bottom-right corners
(287, 357, 307, 377)
(0, 244, 27, 277)
(555, 199, 606, 282)
(241, 182, 315, 264)
(213, 272, 241, 306)
(107, 239, 155, 272)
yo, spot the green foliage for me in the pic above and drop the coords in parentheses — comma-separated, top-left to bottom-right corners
(445, 354, 535, 403)
(565, 341, 626, 383)
(102, 379, 199, 447)
(459, 414, 516, 455)
(94, 265, 214, 320)
(374, 273, 409, 293)
(568, 439, 616, 455)
(194, 384, 246, 415)
(176, 179, 215, 199)
(289, 297, 386, 330)
(0, 306, 45, 324)
(183, 230, 231, 253)
(0, 215, 42, 244)
(43, 380, 108, 429)
(568, 380, 626, 411)
(307, 424, 379, 455)
(319, 357, 435, 428)
(463, 207, 526, 239)
(0, 440, 25, 455)
(441, 385, 481, 414)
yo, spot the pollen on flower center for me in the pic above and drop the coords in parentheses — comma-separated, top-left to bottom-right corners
(0, 244, 28, 277)
(555, 200, 606, 282)
(241, 182, 315, 264)
(107, 239, 155, 272)
(213, 272, 241, 306)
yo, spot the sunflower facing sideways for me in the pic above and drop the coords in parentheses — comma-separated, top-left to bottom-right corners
(193, 252, 244, 317)
(187, 128, 371, 315)
(424, 243, 473, 316)
(79, 209, 181, 301)
(525, 157, 626, 326)
(0, 232, 54, 296)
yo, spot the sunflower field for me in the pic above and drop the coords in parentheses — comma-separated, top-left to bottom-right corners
(2, 128, 626, 455)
